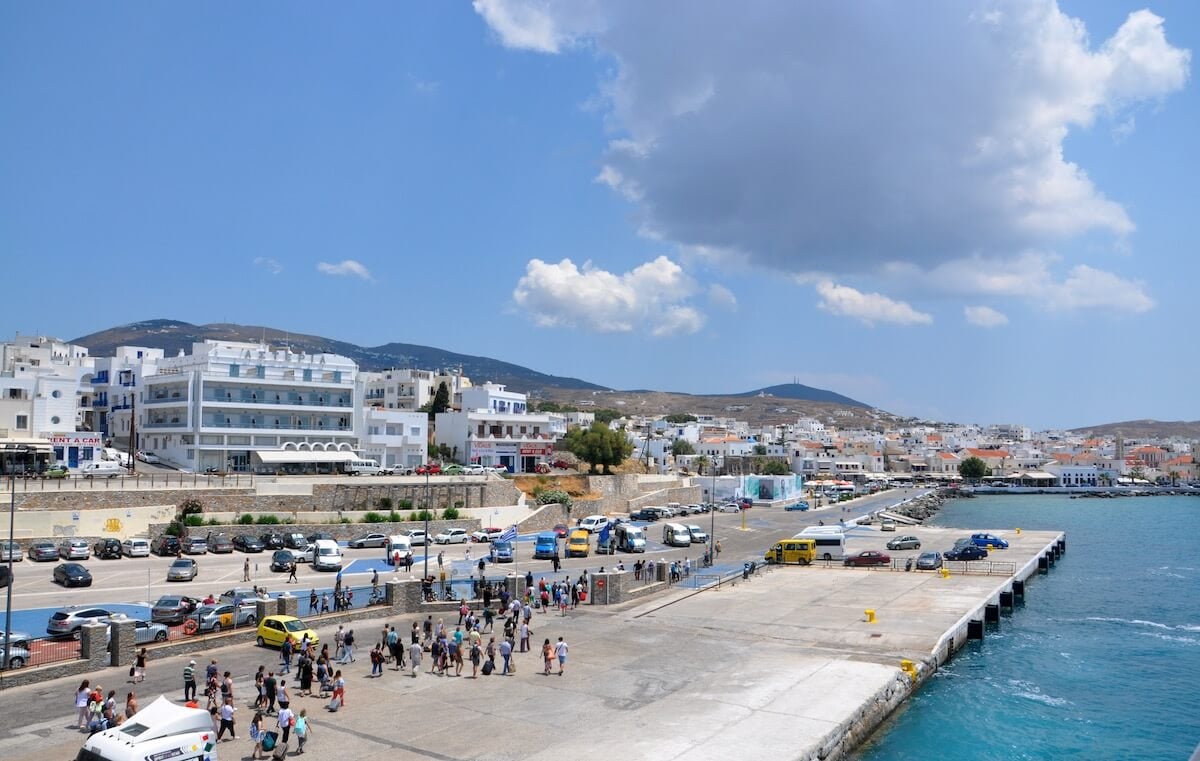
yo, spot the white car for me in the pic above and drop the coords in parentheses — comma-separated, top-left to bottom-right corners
(137, 451, 161, 464)
(470, 527, 504, 543)
(401, 529, 428, 546)
(716, 503, 741, 513)
(464, 464, 487, 475)
(434, 528, 469, 545)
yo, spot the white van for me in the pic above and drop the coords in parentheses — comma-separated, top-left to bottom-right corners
(615, 523, 646, 553)
(345, 459, 385, 476)
(662, 522, 692, 547)
(102, 448, 131, 466)
(386, 535, 413, 566)
(80, 461, 124, 478)
(311, 539, 343, 571)
(79, 695, 213, 761)
(577, 515, 610, 534)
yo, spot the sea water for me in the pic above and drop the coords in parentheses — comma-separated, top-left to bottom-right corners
(854, 494, 1200, 761)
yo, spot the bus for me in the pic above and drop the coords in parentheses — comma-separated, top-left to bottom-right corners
(796, 527, 847, 561)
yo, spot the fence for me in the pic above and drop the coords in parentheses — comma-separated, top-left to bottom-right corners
(811, 557, 1018, 576)
(7, 473, 254, 492)
(3, 634, 82, 669)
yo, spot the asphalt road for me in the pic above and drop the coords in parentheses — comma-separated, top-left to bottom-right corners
(1, 488, 931, 635)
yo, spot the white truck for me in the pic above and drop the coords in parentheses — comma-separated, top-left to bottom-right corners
(77, 695, 216, 761)
(80, 461, 125, 478)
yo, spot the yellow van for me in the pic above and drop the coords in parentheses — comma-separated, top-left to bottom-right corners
(566, 529, 591, 558)
(764, 538, 817, 565)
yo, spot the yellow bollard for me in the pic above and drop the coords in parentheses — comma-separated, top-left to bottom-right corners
(1016, 527, 1022, 535)
(864, 608, 877, 624)
(900, 659, 917, 680)
(939, 568, 950, 579)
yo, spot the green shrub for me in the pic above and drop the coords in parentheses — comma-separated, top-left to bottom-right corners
(408, 511, 419, 521)
(414, 509, 434, 522)
(206, 517, 221, 526)
(453, 500, 464, 509)
(388, 510, 403, 523)
(442, 506, 460, 520)
(255, 514, 281, 525)
(178, 498, 204, 518)
(376, 497, 393, 510)
(363, 511, 386, 523)
(238, 514, 254, 525)
(339, 517, 352, 524)
(536, 489, 572, 507)
(184, 515, 204, 527)
(164, 522, 183, 537)
(397, 499, 413, 509)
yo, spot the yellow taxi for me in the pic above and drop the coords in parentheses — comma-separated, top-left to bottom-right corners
(256, 615, 319, 649)
(566, 529, 591, 558)
(764, 538, 816, 565)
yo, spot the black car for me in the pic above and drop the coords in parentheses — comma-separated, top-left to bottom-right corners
(944, 545, 989, 562)
(93, 538, 123, 560)
(151, 535, 181, 557)
(629, 509, 660, 522)
(0, 566, 10, 588)
(53, 562, 93, 587)
(259, 533, 285, 550)
(270, 549, 298, 572)
(306, 532, 334, 544)
(232, 534, 264, 553)
(206, 533, 235, 553)
(282, 533, 308, 550)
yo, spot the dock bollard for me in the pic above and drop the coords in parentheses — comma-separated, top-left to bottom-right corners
(939, 568, 950, 579)
(1016, 527, 1022, 535)
(900, 659, 917, 680)
(864, 608, 877, 624)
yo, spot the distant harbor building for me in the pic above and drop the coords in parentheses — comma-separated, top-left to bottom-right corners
(139, 340, 360, 472)
(363, 367, 469, 411)
(435, 383, 565, 473)
(359, 406, 428, 471)
(89, 345, 164, 448)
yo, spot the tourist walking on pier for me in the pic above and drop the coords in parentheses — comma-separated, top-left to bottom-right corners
(183, 661, 197, 702)
(541, 638, 553, 675)
(555, 637, 568, 675)
(75, 680, 91, 730)
(244, 557, 251, 582)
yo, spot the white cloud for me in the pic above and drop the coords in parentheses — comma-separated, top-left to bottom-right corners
(512, 255, 705, 336)
(253, 257, 282, 275)
(476, 1, 1189, 277)
(815, 281, 932, 327)
(964, 305, 1009, 328)
(1047, 265, 1155, 313)
(707, 283, 737, 311)
(317, 260, 372, 280)
(409, 75, 440, 94)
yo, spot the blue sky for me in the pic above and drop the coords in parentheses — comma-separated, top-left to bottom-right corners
(1, 1, 1196, 430)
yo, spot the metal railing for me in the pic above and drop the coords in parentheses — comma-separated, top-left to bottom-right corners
(6, 473, 254, 491)
(4, 634, 83, 669)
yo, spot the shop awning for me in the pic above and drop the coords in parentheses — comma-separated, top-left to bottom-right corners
(0, 438, 54, 453)
(254, 450, 358, 464)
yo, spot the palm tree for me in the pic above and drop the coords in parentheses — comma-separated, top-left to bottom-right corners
(1168, 470, 1181, 486)
(695, 455, 710, 475)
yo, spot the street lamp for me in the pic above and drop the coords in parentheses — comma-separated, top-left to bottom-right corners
(709, 464, 716, 566)
(4, 444, 33, 672)
(422, 469, 431, 580)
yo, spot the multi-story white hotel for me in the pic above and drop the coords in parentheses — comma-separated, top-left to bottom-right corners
(362, 367, 469, 411)
(139, 340, 360, 472)
(434, 383, 565, 473)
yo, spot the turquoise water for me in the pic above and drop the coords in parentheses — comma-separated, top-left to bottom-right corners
(855, 495, 1200, 761)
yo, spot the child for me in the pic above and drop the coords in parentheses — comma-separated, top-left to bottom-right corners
(294, 709, 311, 754)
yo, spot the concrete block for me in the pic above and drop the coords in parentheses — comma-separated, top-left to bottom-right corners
(277, 593, 298, 617)
(107, 616, 137, 667)
(255, 599, 273, 623)
(79, 622, 108, 667)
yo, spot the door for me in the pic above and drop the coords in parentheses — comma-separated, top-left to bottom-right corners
(774, 545, 784, 563)
(68, 447, 80, 468)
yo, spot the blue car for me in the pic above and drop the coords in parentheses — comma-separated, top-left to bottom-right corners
(944, 545, 988, 561)
(970, 533, 1009, 549)
(784, 501, 810, 512)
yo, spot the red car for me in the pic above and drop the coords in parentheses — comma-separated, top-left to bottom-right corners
(416, 463, 442, 476)
(844, 550, 891, 567)
(552, 524, 569, 538)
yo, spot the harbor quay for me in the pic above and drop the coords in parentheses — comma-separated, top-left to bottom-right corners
(0, 527, 1064, 761)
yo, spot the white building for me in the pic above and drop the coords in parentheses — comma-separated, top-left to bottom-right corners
(434, 383, 561, 473)
(90, 345, 164, 448)
(359, 407, 428, 471)
(363, 368, 469, 411)
(139, 340, 360, 472)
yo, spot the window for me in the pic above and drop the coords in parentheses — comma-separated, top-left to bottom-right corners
(186, 449, 194, 460)
(51, 389, 62, 398)
(15, 414, 28, 429)
(50, 416, 61, 425)
(303, 369, 312, 382)
(229, 364, 240, 378)
(256, 365, 266, 379)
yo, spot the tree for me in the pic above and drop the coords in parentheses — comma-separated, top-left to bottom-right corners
(431, 382, 451, 415)
(562, 421, 635, 474)
(759, 459, 792, 476)
(664, 413, 697, 424)
(671, 439, 696, 456)
(694, 455, 710, 475)
(593, 408, 623, 425)
(958, 456, 987, 481)
(753, 444, 768, 456)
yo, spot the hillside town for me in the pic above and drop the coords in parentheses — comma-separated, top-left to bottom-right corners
(2, 334, 1196, 489)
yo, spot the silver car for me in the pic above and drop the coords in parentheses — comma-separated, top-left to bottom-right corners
(103, 618, 169, 647)
(46, 606, 113, 638)
(189, 603, 257, 633)
(0, 629, 33, 649)
(58, 539, 91, 560)
(166, 558, 198, 581)
(0, 541, 22, 562)
(0, 644, 31, 669)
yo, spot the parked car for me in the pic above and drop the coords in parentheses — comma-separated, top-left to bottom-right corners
(259, 533, 285, 550)
(270, 548, 304, 571)
(434, 528, 469, 544)
(58, 539, 91, 560)
(886, 535, 922, 551)
(552, 524, 569, 538)
(628, 509, 659, 522)
(282, 533, 308, 550)
(347, 532, 388, 549)
(0, 629, 33, 649)
(463, 464, 487, 475)
(103, 618, 169, 647)
(182, 537, 208, 555)
(151, 595, 199, 624)
(470, 527, 504, 543)
(42, 466, 70, 479)
(256, 615, 319, 649)
(970, 533, 1009, 549)
(305, 532, 335, 544)
(0, 643, 31, 669)
(46, 605, 113, 638)
(27, 541, 59, 562)
(415, 463, 441, 476)
(121, 537, 151, 557)
(844, 550, 891, 567)
(401, 529, 428, 546)
(914, 552, 943, 570)
(166, 558, 198, 581)
(92, 538, 122, 559)
(219, 588, 257, 605)
(0, 540, 23, 562)
(191, 603, 257, 633)
(784, 501, 811, 512)
(0, 566, 11, 587)
(206, 533, 234, 554)
(716, 503, 742, 513)
(442, 464, 465, 475)
(944, 545, 989, 562)
(151, 535, 180, 557)
(232, 534, 264, 553)
(136, 451, 161, 464)
(880, 519, 897, 532)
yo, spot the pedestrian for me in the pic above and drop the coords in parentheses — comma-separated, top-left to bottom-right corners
(499, 637, 513, 675)
(205, 672, 219, 711)
(280, 637, 293, 674)
(552, 554, 560, 573)
(276, 680, 290, 712)
(520, 621, 531, 653)
(263, 671, 277, 715)
(321, 593, 330, 614)
(541, 638, 553, 675)
(309, 589, 318, 615)
(478, 557, 486, 577)
(295, 708, 311, 754)
(183, 660, 197, 702)
(330, 671, 345, 709)
(254, 666, 265, 708)
(342, 630, 356, 663)
(437, 550, 444, 569)
(250, 712, 266, 759)
(130, 647, 147, 684)
(217, 696, 237, 741)
(75, 680, 91, 730)
(334, 626, 345, 660)
(369, 644, 383, 677)
(422, 616, 433, 649)
(458, 601, 469, 626)
(315, 659, 329, 698)
(469, 640, 481, 678)
(276, 703, 294, 745)
(243, 557, 251, 582)
(299, 654, 313, 696)
(408, 639, 422, 677)
(125, 691, 138, 718)
(221, 671, 234, 703)
(555, 636, 568, 675)
(287, 561, 298, 584)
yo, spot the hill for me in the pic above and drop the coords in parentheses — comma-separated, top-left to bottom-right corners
(724, 383, 869, 408)
(70, 320, 607, 393)
(1071, 419, 1200, 440)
